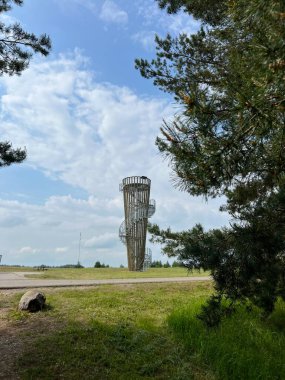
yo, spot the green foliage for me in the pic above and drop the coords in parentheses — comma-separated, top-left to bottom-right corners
(149, 199, 285, 317)
(136, 0, 285, 200)
(172, 260, 183, 267)
(157, 0, 227, 26)
(138, 0, 285, 322)
(168, 299, 285, 379)
(0, 0, 23, 13)
(0, 141, 26, 167)
(57, 263, 84, 268)
(94, 261, 109, 268)
(196, 294, 236, 327)
(0, 0, 51, 167)
(0, 0, 51, 76)
(150, 260, 163, 268)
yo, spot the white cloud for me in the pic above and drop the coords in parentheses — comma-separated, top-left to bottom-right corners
(0, 51, 170, 198)
(0, 14, 19, 24)
(136, 0, 162, 27)
(19, 246, 39, 254)
(84, 232, 118, 248)
(0, 51, 229, 267)
(56, 0, 97, 14)
(167, 12, 200, 36)
(0, 214, 26, 228)
(0, 195, 124, 266)
(100, 1, 128, 25)
(55, 247, 68, 253)
(134, 0, 200, 45)
(132, 30, 156, 51)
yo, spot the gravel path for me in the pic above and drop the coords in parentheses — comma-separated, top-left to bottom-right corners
(0, 272, 211, 289)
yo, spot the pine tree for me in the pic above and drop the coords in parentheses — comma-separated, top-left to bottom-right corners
(136, 0, 285, 323)
(0, 0, 51, 167)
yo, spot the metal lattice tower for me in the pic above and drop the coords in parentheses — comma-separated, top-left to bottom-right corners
(143, 248, 152, 271)
(119, 176, 156, 271)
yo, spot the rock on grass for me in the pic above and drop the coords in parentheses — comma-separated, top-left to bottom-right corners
(18, 290, 46, 312)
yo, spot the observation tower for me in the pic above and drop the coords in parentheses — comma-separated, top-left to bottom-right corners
(119, 176, 155, 271)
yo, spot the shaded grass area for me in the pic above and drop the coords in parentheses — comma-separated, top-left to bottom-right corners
(5, 282, 213, 379)
(168, 299, 285, 380)
(19, 321, 198, 380)
(24, 267, 209, 280)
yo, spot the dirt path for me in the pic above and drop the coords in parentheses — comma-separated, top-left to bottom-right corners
(0, 324, 23, 379)
(0, 292, 64, 380)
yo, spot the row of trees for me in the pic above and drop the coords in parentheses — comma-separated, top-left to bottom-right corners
(94, 261, 110, 268)
(136, 0, 285, 324)
(150, 260, 182, 268)
(40, 262, 179, 268)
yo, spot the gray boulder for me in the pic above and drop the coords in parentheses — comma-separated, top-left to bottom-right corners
(18, 290, 46, 312)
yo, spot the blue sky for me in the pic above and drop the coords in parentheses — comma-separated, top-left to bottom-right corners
(0, 0, 229, 267)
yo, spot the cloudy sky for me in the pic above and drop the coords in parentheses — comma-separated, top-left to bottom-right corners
(0, 0, 229, 267)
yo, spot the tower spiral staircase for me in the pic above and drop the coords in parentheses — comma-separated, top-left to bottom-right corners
(119, 176, 155, 271)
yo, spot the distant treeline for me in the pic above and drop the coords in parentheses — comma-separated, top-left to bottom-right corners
(0, 263, 85, 268)
(32, 263, 85, 269)
(1, 261, 184, 269)
(0, 264, 27, 267)
(150, 260, 183, 268)
(94, 261, 110, 268)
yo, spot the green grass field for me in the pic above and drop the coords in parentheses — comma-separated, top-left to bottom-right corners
(0, 266, 35, 272)
(1, 266, 210, 280)
(3, 282, 213, 380)
(1, 280, 285, 379)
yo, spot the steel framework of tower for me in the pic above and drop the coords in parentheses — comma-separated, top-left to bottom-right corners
(119, 176, 155, 271)
(143, 248, 152, 271)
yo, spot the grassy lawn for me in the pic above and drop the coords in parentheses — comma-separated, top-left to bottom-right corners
(2, 282, 214, 380)
(22, 267, 210, 280)
(0, 266, 35, 272)
(1, 281, 285, 379)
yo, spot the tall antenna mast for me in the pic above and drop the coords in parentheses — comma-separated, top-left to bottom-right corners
(77, 232, 81, 265)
